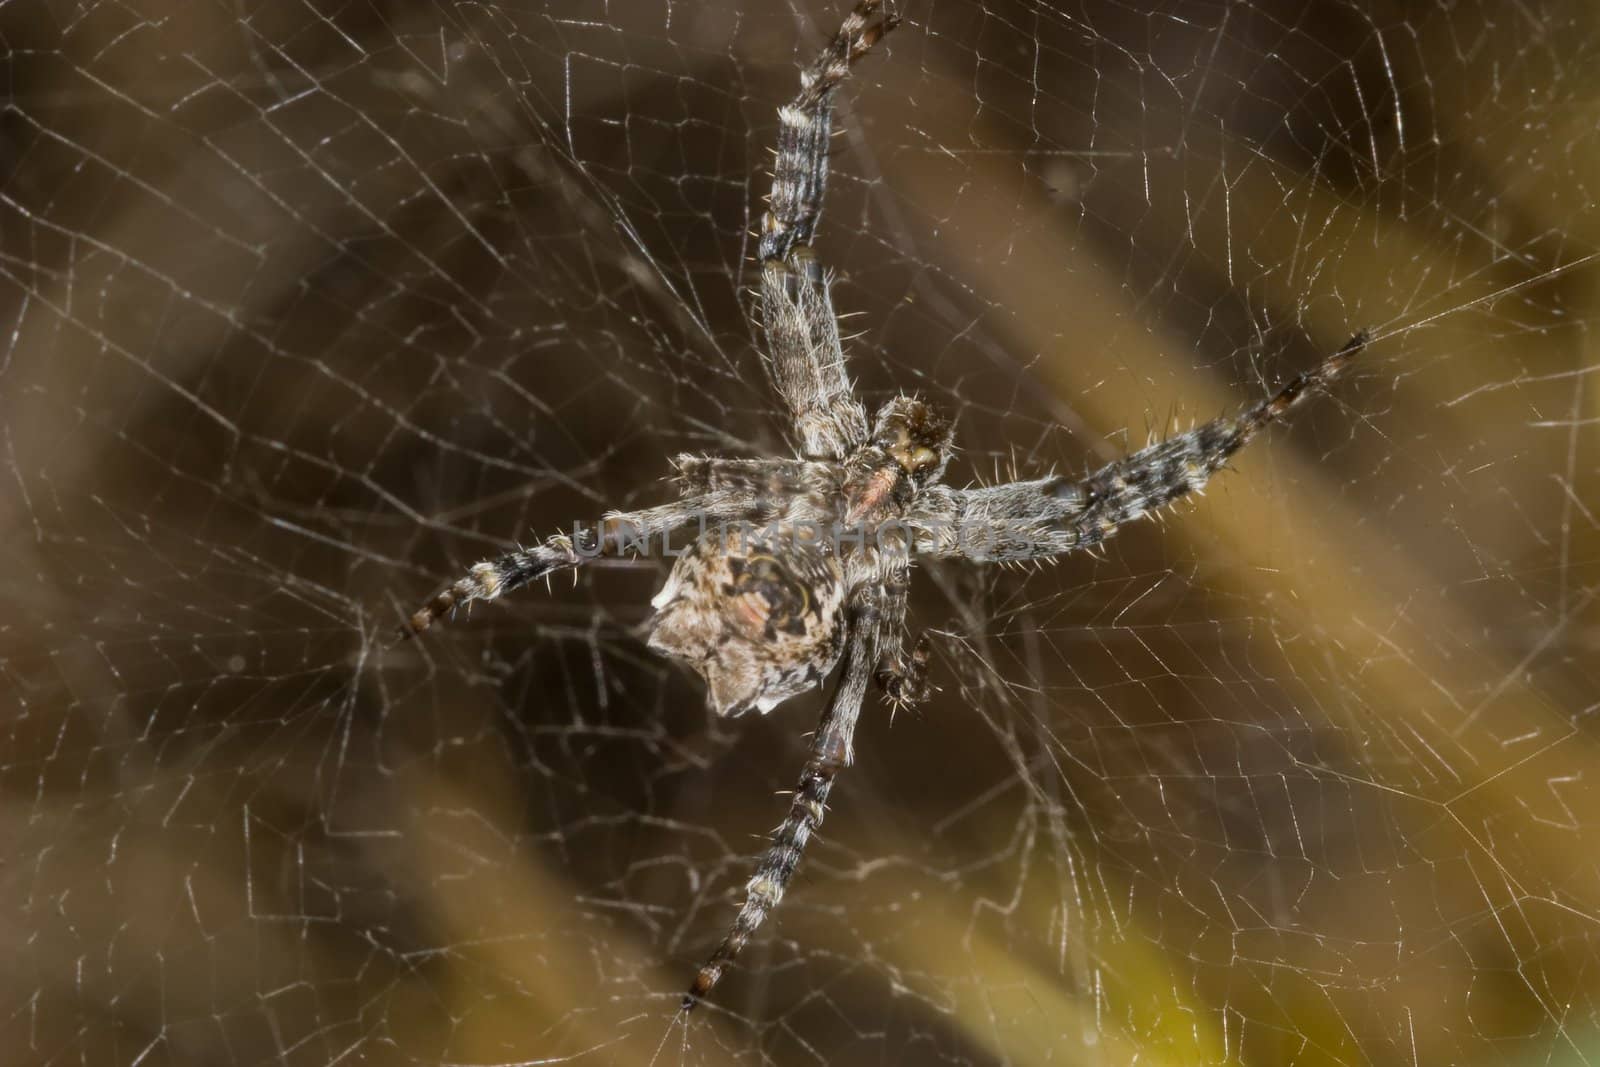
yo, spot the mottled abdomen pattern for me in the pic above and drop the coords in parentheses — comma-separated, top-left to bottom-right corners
(648, 525, 846, 717)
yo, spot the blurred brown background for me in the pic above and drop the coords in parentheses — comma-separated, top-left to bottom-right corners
(2, 0, 1598, 1063)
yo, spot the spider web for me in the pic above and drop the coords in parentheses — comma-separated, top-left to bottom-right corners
(3, 0, 1598, 1063)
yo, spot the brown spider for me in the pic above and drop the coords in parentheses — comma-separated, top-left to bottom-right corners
(399, 0, 1367, 1011)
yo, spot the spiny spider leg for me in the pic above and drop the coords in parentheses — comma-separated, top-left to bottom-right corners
(761, 0, 900, 264)
(878, 628, 933, 707)
(1069, 329, 1370, 547)
(400, 498, 721, 640)
(870, 547, 931, 706)
(683, 595, 881, 1011)
(907, 331, 1370, 561)
(759, 0, 899, 459)
(670, 455, 820, 498)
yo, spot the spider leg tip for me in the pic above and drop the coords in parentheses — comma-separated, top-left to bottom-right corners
(683, 967, 719, 1011)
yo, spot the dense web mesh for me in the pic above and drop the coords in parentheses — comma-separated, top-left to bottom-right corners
(3, 1, 1599, 1063)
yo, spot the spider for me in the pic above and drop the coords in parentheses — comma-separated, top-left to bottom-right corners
(399, 0, 1368, 1012)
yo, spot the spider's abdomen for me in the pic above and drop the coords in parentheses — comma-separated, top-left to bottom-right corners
(647, 525, 846, 717)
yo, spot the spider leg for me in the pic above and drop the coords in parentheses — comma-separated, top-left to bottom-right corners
(759, 0, 898, 459)
(867, 545, 931, 707)
(399, 498, 722, 640)
(670, 454, 830, 501)
(908, 331, 1370, 561)
(683, 594, 880, 1010)
(762, 0, 899, 264)
(877, 628, 932, 708)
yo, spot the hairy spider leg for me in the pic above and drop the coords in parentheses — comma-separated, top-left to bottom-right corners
(759, 0, 899, 460)
(1065, 329, 1371, 547)
(761, 0, 899, 264)
(400, 498, 718, 640)
(670, 455, 819, 498)
(869, 538, 931, 706)
(683, 597, 881, 1011)
(908, 331, 1371, 561)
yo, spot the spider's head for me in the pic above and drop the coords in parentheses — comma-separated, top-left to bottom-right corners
(870, 395, 954, 488)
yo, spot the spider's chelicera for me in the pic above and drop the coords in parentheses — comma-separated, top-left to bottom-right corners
(399, 0, 1368, 1012)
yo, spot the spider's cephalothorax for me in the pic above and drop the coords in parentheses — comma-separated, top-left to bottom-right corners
(398, 0, 1369, 1012)
(843, 395, 955, 521)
